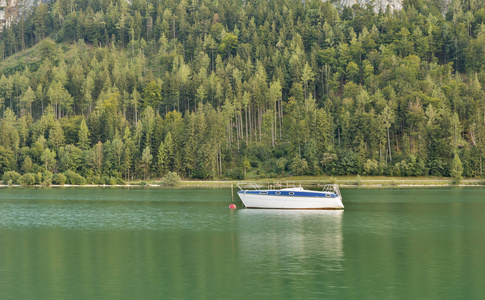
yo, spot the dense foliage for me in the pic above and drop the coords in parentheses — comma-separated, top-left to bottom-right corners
(1, 0, 485, 184)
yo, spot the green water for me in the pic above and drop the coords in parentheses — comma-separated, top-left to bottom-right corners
(0, 187, 484, 299)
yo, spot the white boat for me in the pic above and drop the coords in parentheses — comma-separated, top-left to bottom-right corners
(236, 183, 344, 209)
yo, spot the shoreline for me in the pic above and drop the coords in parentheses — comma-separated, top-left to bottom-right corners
(1, 177, 484, 188)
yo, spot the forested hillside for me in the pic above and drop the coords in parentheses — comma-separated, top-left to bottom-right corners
(0, 0, 485, 184)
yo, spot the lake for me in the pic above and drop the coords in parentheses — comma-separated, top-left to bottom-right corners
(0, 187, 484, 299)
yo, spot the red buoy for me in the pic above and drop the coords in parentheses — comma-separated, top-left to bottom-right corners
(229, 204, 237, 209)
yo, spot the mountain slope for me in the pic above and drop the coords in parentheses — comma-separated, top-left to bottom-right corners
(0, 0, 484, 182)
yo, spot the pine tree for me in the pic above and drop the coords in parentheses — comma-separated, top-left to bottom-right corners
(77, 119, 90, 150)
(141, 146, 153, 180)
(20, 86, 35, 116)
(49, 121, 65, 150)
(122, 127, 133, 181)
(164, 132, 174, 171)
(157, 140, 167, 176)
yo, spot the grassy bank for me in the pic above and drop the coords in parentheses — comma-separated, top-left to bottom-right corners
(177, 176, 485, 188)
(1, 176, 484, 188)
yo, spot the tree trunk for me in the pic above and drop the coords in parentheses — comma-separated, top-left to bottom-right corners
(249, 104, 252, 144)
(246, 108, 249, 144)
(387, 126, 392, 163)
(279, 96, 282, 139)
(273, 102, 276, 147)
(235, 113, 240, 150)
(219, 147, 222, 175)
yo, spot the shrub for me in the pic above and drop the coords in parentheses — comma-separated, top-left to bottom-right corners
(101, 175, 110, 185)
(162, 172, 181, 186)
(42, 171, 53, 186)
(226, 167, 244, 180)
(450, 154, 463, 185)
(266, 172, 278, 178)
(291, 156, 308, 176)
(18, 173, 37, 186)
(64, 170, 86, 185)
(276, 157, 287, 175)
(363, 159, 378, 175)
(256, 169, 267, 178)
(108, 177, 117, 185)
(53, 173, 67, 185)
(85, 175, 102, 185)
(2, 171, 21, 185)
(356, 174, 362, 186)
(35, 172, 42, 184)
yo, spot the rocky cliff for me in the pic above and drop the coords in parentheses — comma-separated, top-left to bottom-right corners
(339, 0, 403, 12)
(0, 0, 15, 29)
(0, 0, 37, 30)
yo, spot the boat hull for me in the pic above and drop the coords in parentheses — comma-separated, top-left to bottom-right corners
(237, 192, 344, 209)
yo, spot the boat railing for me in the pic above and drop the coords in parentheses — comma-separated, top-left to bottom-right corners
(236, 182, 261, 191)
(237, 182, 301, 191)
(237, 182, 341, 197)
(322, 184, 342, 198)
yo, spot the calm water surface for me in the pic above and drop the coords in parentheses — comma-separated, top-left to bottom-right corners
(0, 187, 484, 299)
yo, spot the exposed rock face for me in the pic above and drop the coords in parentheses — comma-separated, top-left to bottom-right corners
(339, 0, 403, 12)
(0, 1, 6, 27)
(0, 0, 38, 30)
(338, 0, 453, 13)
(0, 0, 19, 29)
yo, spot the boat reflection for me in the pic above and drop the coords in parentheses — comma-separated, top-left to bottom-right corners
(236, 210, 344, 272)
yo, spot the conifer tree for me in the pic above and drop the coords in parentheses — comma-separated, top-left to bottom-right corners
(77, 119, 90, 150)
(49, 121, 65, 150)
(141, 146, 153, 180)
(157, 140, 167, 176)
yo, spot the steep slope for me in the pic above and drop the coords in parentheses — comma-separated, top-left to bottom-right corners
(339, 0, 403, 12)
